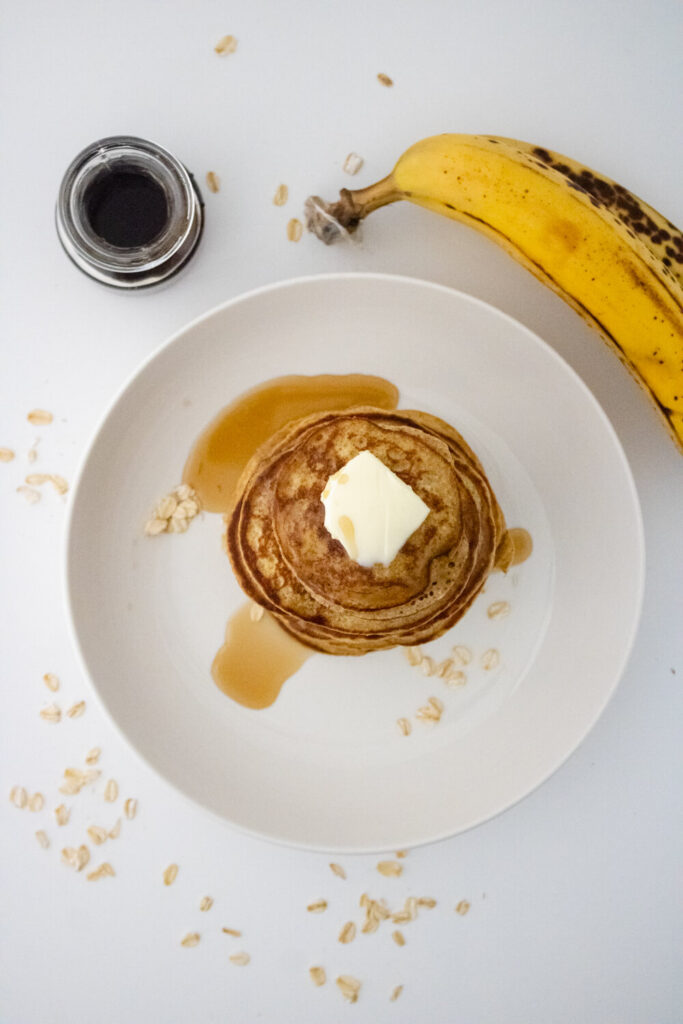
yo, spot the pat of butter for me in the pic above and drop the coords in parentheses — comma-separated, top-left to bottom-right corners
(321, 450, 430, 567)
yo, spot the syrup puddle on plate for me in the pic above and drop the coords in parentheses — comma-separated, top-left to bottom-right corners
(212, 605, 313, 709)
(494, 527, 533, 571)
(183, 373, 399, 515)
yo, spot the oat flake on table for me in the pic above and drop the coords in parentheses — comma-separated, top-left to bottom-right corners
(214, 34, 237, 55)
(272, 184, 289, 206)
(27, 409, 53, 426)
(163, 863, 179, 886)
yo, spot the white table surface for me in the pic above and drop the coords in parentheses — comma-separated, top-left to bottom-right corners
(1, 1, 682, 1021)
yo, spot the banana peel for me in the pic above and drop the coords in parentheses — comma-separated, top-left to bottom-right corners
(305, 134, 683, 452)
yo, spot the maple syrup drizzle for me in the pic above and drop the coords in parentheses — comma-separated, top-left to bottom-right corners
(494, 527, 533, 571)
(190, 374, 399, 708)
(212, 605, 313, 709)
(183, 373, 399, 515)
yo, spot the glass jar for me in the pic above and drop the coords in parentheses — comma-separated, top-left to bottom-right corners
(55, 135, 204, 289)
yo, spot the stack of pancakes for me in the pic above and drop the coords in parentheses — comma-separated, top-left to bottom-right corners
(226, 407, 506, 655)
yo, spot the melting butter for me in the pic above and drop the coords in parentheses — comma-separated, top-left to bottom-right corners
(321, 450, 430, 567)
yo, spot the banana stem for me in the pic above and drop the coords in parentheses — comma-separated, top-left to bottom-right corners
(334, 175, 401, 227)
(305, 174, 400, 244)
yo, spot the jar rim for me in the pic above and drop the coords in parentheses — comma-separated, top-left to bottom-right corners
(56, 135, 204, 288)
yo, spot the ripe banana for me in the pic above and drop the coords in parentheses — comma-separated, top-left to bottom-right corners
(305, 134, 683, 451)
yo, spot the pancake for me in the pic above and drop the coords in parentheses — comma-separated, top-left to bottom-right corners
(226, 407, 506, 655)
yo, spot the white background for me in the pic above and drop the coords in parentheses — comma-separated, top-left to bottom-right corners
(1, 1, 682, 1021)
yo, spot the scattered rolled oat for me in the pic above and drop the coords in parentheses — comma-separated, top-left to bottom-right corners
(28, 792, 44, 812)
(175, 499, 198, 520)
(436, 658, 454, 678)
(419, 655, 437, 677)
(10, 786, 28, 809)
(402, 646, 422, 667)
(181, 932, 200, 947)
(17, 486, 40, 504)
(286, 218, 303, 242)
(309, 966, 326, 987)
(415, 697, 443, 723)
(0, 447, 15, 462)
(124, 797, 138, 820)
(104, 779, 119, 803)
(396, 850, 408, 859)
(392, 929, 406, 946)
(306, 899, 327, 913)
(336, 975, 361, 1004)
(480, 649, 500, 671)
(66, 700, 86, 719)
(43, 673, 60, 693)
(377, 72, 393, 87)
(487, 600, 511, 620)
(455, 900, 471, 916)
(167, 516, 189, 534)
(62, 845, 90, 872)
(199, 896, 214, 912)
(214, 34, 237, 55)
(109, 819, 121, 839)
(27, 445, 38, 463)
(39, 704, 61, 723)
(206, 171, 220, 194)
(163, 864, 179, 886)
(451, 645, 472, 666)
(156, 494, 177, 518)
(392, 896, 418, 924)
(85, 747, 101, 765)
(343, 152, 364, 175)
(390, 985, 404, 1002)
(54, 804, 69, 826)
(377, 860, 403, 878)
(360, 895, 391, 933)
(145, 484, 201, 536)
(249, 603, 264, 623)
(35, 830, 50, 849)
(397, 717, 411, 737)
(222, 928, 242, 937)
(444, 669, 466, 688)
(27, 409, 53, 426)
(88, 862, 115, 880)
(338, 921, 356, 944)
(25, 473, 68, 495)
(59, 767, 100, 795)
(144, 517, 167, 536)
(229, 952, 250, 966)
(87, 825, 108, 845)
(417, 897, 436, 908)
(329, 862, 346, 880)
(58, 780, 81, 796)
(272, 184, 289, 206)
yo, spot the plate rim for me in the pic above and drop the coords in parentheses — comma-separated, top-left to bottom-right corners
(62, 271, 646, 853)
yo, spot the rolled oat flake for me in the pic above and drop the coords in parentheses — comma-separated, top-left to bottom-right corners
(56, 136, 204, 288)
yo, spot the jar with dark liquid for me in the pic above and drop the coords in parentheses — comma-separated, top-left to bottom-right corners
(56, 136, 204, 288)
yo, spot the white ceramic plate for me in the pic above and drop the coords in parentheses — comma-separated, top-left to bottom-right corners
(65, 274, 644, 852)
